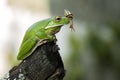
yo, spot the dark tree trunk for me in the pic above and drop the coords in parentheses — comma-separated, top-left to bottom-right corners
(1, 41, 65, 80)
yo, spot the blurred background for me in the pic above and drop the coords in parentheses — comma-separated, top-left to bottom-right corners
(0, 0, 120, 80)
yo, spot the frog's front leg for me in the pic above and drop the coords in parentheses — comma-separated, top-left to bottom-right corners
(36, 32, 55, 45)
(47, 35, 56, 41)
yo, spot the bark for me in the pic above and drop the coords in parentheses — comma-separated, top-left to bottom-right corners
(0, 41, 65, 80)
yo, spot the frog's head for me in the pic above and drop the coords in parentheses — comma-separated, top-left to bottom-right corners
(45, 16, 70, 35)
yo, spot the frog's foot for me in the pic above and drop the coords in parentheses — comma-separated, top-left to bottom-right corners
(38, 39, 48, 46)
(37, 35, 56, 46)
(47, 35, 55, 41)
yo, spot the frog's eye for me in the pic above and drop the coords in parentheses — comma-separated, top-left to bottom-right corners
(55, 16, 61, 22)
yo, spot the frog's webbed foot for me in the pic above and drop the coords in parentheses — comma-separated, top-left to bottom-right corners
(41, 39, 48, 44)
(48, 35, 55, 41)
(37, 35, 56, 46)
(37, 39, 49, 46)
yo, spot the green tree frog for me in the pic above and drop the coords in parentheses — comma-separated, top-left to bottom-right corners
(17, 10, 73, 60)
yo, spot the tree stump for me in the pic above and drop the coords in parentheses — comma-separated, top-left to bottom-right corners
(0, 41, 65, 80)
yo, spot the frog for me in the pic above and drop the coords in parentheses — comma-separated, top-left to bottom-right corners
(17, 10, 74, 60)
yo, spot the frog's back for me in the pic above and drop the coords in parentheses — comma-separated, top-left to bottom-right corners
(24, 18, 51, 39)
(28, 18, 51, 33)
(21, 18, 51, 45)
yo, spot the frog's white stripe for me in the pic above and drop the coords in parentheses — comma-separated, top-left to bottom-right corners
(45, 24, 63, 29)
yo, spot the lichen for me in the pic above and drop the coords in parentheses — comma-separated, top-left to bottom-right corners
(18, 73, 25, 80)
(13, 78, 17, 80)
(0, 73, 10, 80)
